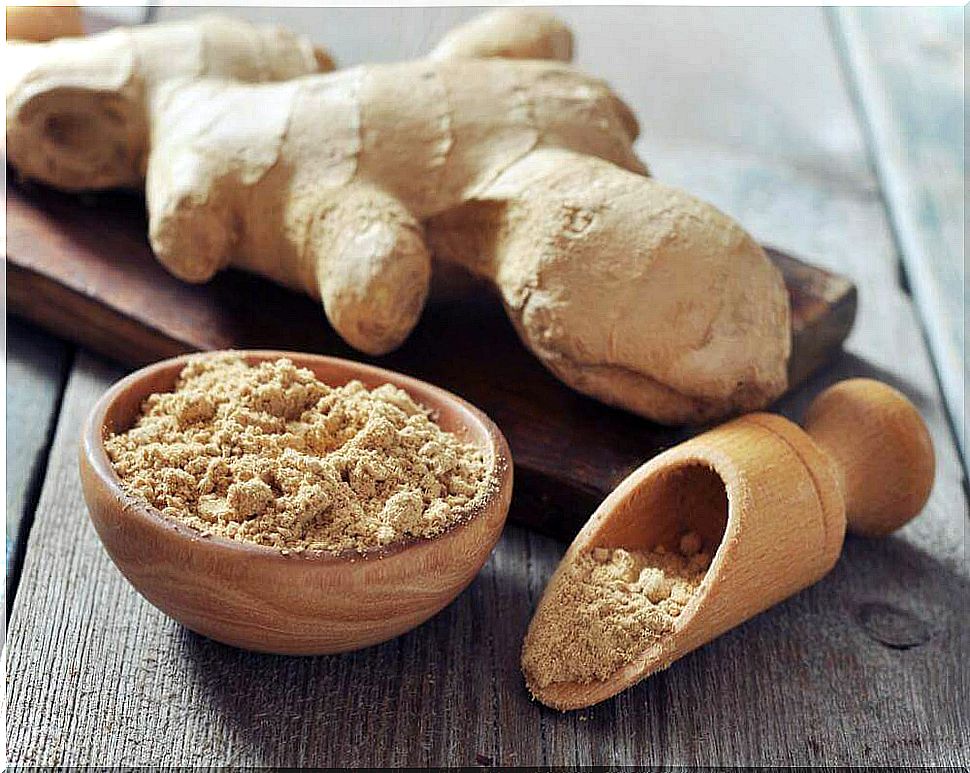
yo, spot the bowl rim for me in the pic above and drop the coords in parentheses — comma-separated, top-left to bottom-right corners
(81, 349, 513, 565)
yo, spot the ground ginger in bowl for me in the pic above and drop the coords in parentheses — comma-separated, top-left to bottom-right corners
(104, 354, 492, 555)
(82, 351, 512, 654)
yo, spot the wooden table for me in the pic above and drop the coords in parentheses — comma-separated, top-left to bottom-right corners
(6, 7, 967, 767)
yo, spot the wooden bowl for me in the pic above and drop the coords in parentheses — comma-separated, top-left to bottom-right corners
(79, 350, 513, 655)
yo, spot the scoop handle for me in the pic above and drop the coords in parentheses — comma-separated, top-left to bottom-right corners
(802, 378, 935, 536)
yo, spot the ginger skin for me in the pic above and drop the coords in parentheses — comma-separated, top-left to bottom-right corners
(5, 15, 331, 190)
(5, 11, 790, 424)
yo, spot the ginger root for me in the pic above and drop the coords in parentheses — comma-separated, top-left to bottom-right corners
(5, 11, 790, 424)
(5, 14, 331, 190)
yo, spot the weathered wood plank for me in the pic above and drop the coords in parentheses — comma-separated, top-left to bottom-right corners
(4, 319, 71, 611)
(6, 7, 969, 767)
(832, 7, 966, 468)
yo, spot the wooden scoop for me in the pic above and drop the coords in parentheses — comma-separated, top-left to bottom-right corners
(524, 378, 935, 710)
(79, 351, 513, 655)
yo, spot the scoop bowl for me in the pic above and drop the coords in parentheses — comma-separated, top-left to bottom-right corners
(79, 350, 513, 655)
(524, 378, 933, 709)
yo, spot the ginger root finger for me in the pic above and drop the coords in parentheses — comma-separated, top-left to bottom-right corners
(5, 15, 329, 190)
(429, 8, 573, 63)
(427, 9, 638, 143)
(428, 148, 791, 423)
(146, 152, 234, 284)
(145, 76, 301, 284)
(311, 188, 432, 356)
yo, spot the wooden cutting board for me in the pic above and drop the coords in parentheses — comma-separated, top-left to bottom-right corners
(7, 177, 856, 540)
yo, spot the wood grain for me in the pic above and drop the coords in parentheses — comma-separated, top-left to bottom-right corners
(4, 319, 71, 610)
(833, 7, 966, 470)
(5, 178, 855, 541)
(6, 6, 968, 767)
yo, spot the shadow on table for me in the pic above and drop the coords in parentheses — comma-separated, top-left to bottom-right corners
(772, 349, 935, 422)
(174, 516, 967, 766)
(173, 541, 544, 767)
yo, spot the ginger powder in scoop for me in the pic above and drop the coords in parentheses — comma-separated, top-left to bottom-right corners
(105, 355, 491, 554)
(522, 533, 710, 690)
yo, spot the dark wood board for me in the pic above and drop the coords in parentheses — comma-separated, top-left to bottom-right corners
(6, 177, 856, 540)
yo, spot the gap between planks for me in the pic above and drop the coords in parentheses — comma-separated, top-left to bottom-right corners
(4, 320, 74, 617)
(827, 7, 967, 481)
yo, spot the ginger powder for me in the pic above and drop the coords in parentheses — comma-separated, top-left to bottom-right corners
(522, 533, 710, 689)
(105, 355, 492, 554)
